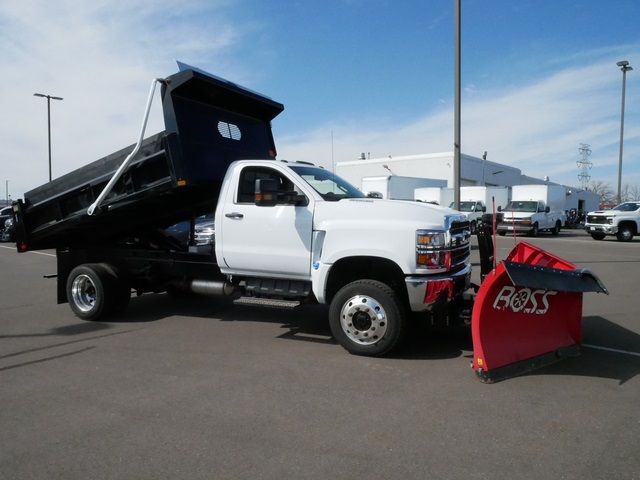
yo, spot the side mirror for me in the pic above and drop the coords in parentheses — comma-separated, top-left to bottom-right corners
(367, 191, 383, 199)
(545, 206, 550, 213)
(254, 178, 278, 207)
(497, 206, 502, 212)
(482, 205, 487, 212)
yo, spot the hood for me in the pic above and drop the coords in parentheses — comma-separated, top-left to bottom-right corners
(313, 198, 464, 231)
(588, 210, 617, 216)
(500, 211, 536, 219)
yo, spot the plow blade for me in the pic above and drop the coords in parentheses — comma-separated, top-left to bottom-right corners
(472, 241, 607, 383)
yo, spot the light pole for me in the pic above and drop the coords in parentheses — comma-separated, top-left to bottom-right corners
(616, 60, 632, 204)
(453, 0, 461, 210)
(481, 151, 487, 185)
(34, 92, 63, 182)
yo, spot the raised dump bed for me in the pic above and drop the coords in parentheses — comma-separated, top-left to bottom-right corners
(15, 68, 284, 251)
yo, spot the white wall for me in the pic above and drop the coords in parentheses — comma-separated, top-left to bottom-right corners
(336, 152, 590, 207)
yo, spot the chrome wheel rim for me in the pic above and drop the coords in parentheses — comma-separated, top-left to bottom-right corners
(340, 295, 387, 345)
(71, 274, 97, 313)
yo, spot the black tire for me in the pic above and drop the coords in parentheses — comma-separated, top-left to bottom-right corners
(590, 233, 606, 241)
(529, 223, 539, 237)
(616, 225, 634, 242)
(470, 221, 477, 234)
(551, 221, 561, 236)
(329, 279, 406, 357)
(66, 263, 120, 321)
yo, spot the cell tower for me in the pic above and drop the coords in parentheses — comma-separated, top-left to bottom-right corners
(577, 143, 592, 189)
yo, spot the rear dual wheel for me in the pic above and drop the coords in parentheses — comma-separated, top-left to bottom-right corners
(329, 279, 406, 357)
(67, 263, 130, 321)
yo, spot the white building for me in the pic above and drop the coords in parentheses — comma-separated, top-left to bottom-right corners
(336, 152, 599, 212)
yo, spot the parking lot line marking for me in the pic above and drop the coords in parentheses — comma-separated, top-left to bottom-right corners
(0, 245, 55, 257)
(583, 344, 640, 358)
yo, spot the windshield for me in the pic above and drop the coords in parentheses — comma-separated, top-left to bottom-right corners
(290, 166, 365, 201)
(612, 202, 640, 211)
(505, 201, 538, 213)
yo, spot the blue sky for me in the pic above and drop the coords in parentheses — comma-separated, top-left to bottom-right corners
(1, 0, 639, 198)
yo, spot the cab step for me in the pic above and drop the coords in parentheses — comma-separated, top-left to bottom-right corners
(233, 297, 301, 309)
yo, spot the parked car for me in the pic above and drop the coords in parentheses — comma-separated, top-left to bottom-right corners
(0, 206, 12, 236)
(1, 217, 15, 242)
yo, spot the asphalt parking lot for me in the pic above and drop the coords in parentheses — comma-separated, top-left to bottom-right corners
(1, 230, 639, 480)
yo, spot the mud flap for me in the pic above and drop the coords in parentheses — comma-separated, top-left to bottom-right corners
(472, 241, 608, 383)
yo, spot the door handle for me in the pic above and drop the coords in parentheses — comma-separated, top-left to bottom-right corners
(225, 212, 244, 219)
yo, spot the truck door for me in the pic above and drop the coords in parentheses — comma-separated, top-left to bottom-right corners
(538, 202, 550, 228)
(220, 166, 313, 279)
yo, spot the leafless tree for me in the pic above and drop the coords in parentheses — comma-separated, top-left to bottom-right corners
(587, 180, 614, 204)
(628, 184, 640, 201)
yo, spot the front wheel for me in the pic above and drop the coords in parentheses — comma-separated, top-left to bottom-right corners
(551, 221, 561, 236)
(329, 279, 406, 356)
(616, 225, 634, 242)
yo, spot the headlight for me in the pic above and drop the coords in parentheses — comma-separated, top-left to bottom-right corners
(4, 218, 12, 228)
(416, 231, 446, 249)
(606, 216, 614, 224)
(416, 230, 450, 270)
(520, 219, 531, 225)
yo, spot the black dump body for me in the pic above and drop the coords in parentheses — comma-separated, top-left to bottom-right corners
(15, 69, 283, 251)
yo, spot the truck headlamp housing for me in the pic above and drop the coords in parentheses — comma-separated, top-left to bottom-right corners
(416, 230, 449, 270)
(606, 216, 614, 224)
(520, 219, 531, 225)
(416, 231, 446, 249)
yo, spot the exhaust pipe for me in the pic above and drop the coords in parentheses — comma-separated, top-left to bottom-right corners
(189, 279, 237, 297)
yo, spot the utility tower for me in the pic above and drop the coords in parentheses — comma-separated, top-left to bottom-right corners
(577, 143, 592, 190)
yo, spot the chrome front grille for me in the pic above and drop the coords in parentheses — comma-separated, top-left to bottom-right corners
(448, 220, 470, 269)
(586, 215, 608, 224)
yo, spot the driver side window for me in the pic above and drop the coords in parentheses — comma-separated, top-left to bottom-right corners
(236, 166, 301, 204)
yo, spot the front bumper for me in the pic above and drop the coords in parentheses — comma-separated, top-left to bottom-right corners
(497, 222, 533, 233)
(405, 263, 471, 312)
(585, 224, 617, 234)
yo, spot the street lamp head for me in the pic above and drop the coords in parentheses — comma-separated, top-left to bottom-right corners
(51, 96, 64, 101)
(617, 60, 633, 71)
(33, 93, 46, 97)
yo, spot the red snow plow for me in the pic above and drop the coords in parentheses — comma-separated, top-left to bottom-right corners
(471, 236, 608, 383)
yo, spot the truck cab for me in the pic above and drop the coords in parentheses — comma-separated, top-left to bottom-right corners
(498, 200, 557, 236)
(216, 159, 471, 354)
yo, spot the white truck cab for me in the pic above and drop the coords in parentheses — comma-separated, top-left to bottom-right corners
(216, 160, 471, 355)
(584, 201, 640, 241)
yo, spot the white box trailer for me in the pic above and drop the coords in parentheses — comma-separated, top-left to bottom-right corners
(460, 186, 509, 211)
(414, 187, 454, 206)
(361, 176, 446, 200)
(459, 186, 510, 232)
(511, 185, 566, 212)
